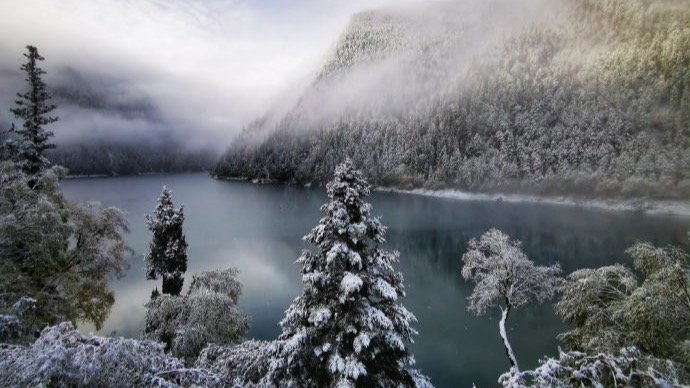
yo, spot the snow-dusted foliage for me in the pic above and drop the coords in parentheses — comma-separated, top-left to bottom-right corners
(146, 186, 188, 296)
(556, 241, 690, 366)
(196, 340, 276, 386)
(0, 322, 221, 387)
(187, 268, 243, 303)
(0, 162, 129, 330)
(461, 228, 561, 370)
(5, 45, 57, 178)
(144, 269, 249, 362)
(499, 347, 684, 387)
(268, 159, 431, 387)
(0, 297, 37, 342)
(555, 264, 636, 352)
(0, 46, 129, 332)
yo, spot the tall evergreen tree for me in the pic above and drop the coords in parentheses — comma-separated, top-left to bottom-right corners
(269, 159, 431, 387)
(8, 45, 57, 178)
(0, 46, 129, 339)
(145, 187, 188, 296)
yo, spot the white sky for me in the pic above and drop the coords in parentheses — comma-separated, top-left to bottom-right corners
(0, 0, 429, 145)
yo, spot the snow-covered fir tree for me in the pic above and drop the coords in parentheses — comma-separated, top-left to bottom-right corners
(461, 229, 561, 371)
(145, 186, 188, 296)
(269, 159, 431, 387)
(7, 45, 57, 179)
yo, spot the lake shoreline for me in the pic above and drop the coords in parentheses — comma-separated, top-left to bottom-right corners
(69, 173, 690, 217)
(378, 187, 690, 217)
(213, 174, 690, 217)
(64, 170, 210, 179)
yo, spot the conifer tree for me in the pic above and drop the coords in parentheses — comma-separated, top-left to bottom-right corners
(145, 187, 188, 296)
(8, 45, 57, 178)
(270, 159, 431, 387)
(0, 46, 129, 337)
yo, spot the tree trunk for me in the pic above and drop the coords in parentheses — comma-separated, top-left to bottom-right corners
(162, 274, 184, 296)
(499, 305, 519, 371)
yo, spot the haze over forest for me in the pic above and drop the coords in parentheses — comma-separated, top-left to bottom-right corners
(216, 0, 690, 199)
(1, 0, 686, 199)
(0, 0, 418, 175)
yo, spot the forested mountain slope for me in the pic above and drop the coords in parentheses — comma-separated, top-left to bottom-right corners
(214, 0, 690, 199)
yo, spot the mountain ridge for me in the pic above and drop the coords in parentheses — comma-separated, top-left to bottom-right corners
(214, 0, 690, 200)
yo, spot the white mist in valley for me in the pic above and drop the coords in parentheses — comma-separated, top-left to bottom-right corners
(0, 0, 433, 151)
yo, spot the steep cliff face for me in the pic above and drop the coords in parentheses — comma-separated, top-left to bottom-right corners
(215, 0, 690, 199)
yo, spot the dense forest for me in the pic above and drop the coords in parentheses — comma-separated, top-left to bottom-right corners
(214, 0, 690, 199)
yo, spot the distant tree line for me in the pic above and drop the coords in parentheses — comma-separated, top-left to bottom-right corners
(47, 141, 216, 176)
(214, 0, 690, 199)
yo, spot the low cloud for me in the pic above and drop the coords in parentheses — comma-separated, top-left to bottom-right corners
(0, 0, 431, 150)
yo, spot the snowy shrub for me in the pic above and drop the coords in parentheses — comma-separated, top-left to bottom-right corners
(0, 322, 222, 387)
(0, 162, 129, 331)
(499, 347, 684, 387)
(144, 268, 250, 362)
(0, 297, 37, 343)
(555, 264, 637, 352)
(0, 316, 21, 342)
(268, 160, 432, 387)
(556, 242, 690, 366)
(188, 268, 243, 303)
(196, 340, 276, 386)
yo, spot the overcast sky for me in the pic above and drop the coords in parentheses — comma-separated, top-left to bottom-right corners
(0, 0, 428, 147)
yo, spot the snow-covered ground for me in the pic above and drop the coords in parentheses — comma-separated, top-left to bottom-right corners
(378, 187, 690, 217)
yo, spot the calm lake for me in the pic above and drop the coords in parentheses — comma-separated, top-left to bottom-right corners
(62, 173, 690, 387)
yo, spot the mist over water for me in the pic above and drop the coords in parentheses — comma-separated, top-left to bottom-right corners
(62, 173, 690, 387)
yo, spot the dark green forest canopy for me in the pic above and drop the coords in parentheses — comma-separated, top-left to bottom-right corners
(214, 0, 690, 200)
